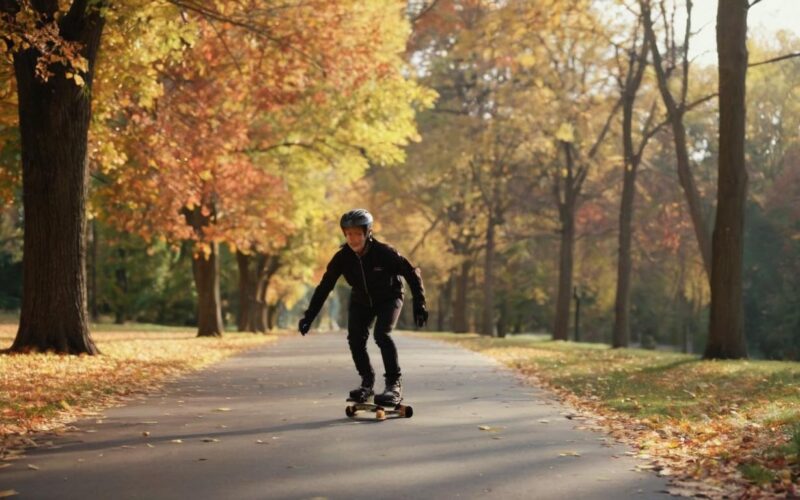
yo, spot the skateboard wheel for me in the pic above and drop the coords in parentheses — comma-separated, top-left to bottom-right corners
(346, 406, 355, 417)
(375, 408, 386, 420)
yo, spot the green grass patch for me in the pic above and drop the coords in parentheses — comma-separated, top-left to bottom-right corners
(421, 332, 800, 425)
(740, 463, 776, 485)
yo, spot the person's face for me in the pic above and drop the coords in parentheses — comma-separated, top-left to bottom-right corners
(344, 226, 367, 253)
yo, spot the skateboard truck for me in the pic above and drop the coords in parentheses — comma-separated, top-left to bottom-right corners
(345, 398, 414, 420)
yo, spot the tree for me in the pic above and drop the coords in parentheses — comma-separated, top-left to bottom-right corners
(609, 4, 664, 348)
(641, 0, 713, 279)
(2, 0, 106, 354)
(705, 0, 749, 359)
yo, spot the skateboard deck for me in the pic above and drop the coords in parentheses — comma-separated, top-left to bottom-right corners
(345, 398, 413, 420)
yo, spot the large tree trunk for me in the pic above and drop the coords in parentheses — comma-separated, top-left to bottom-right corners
(236, 251, 252, 332)
(192, 242, 224, 337)
(553, 210, 575, 341)
(452, 260, 471, 333)
(706, 0, 748, 359)
(481, 218, 496, 336)
(553, 142, 578, 342)
(10, 3, 105, 354)
(613, 159, 637, 348)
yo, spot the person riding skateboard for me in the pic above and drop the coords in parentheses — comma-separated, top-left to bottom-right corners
(298, 209, 428, 406)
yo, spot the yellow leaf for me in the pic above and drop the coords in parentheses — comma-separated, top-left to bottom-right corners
(555, 122, 574, 143)
(517, 52, 536, 68)
(0, 490, 19, 498)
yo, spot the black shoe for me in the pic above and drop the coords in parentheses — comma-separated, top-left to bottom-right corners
(348, 378, 374, 403)
(375, 377, 402, 406)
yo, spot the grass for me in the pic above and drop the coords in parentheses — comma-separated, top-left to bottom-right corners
(420, 332, 800, 496)
(0, 319, 277, 448)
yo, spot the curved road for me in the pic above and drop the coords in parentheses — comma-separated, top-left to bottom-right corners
(1, 332, 671, 499)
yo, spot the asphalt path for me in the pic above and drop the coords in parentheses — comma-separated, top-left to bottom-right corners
(1, 332, 671, 499)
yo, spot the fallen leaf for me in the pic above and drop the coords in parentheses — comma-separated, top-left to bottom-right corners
(171, 439, 183, 444)
(146, 444, 155, 448)
(201, 438, 219, 443)
(478, 425, 504, 432)
(214, 408, 232, 412)
(27, 464, 40, 470)
(559, 451, 581, 457)
(142, 432, 150, 437)
(538, 419, 550, 424)
(0, 490, 19, 498)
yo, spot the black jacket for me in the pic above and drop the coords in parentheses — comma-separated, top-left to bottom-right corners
(303, 238, 425, 321)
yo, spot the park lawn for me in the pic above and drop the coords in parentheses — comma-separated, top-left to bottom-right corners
(0, 321, 277, 456)
(423, 332, 800, 498)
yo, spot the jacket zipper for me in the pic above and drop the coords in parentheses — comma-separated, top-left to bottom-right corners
(357, 255, 373, 308)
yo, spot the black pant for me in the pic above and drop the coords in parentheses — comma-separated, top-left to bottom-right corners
(347, 297, 403, 384)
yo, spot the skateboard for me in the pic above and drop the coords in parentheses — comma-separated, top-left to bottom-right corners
(345, 398, 414, 420)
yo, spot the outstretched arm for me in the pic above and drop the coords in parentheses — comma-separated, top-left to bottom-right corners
(299, 253, 341, 334)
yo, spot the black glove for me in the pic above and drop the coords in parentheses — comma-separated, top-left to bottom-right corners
(298, 316, 312, 336)
(413, 301, 428, 328)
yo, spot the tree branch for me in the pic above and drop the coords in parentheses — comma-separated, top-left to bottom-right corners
(749, 52, 800, 68)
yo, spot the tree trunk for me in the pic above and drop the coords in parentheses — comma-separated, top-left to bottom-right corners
(452, 260, 471, 333)
(192, 242, 224, 337)
(553, 142, 578, 342)
(88, 219, 98, 322)
(706, 0, 748, 359)
(114, 247, 128, 324)
(266, 303, 279, 330)
(481, 218, 496, 336)
(437, 276, 453, 332)
(236, 251, 252, 332)
(641, 1, 713, 279)
(10, 4, 105, 354)
(613, 160, 636, 348)
(553, 213, 575, 341)
(672, 117, 713, 278)
(612, 31, 649, 349)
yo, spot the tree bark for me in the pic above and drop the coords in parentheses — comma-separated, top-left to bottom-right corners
(452, 260, 471, 333)
(705, 0, 748, 359)
(613, 158, 637, 348)
(553, 142, 578, 341)
(10, 3, 105, 354)
(192, 242, 224, 337)
(114, 248, 128, 324)
(481, 217, 496, 336)
(236, 251, 252, 332)
(554, 210, 575, 341)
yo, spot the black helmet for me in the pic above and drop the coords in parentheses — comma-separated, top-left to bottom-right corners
(340, 209, 373, 235)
